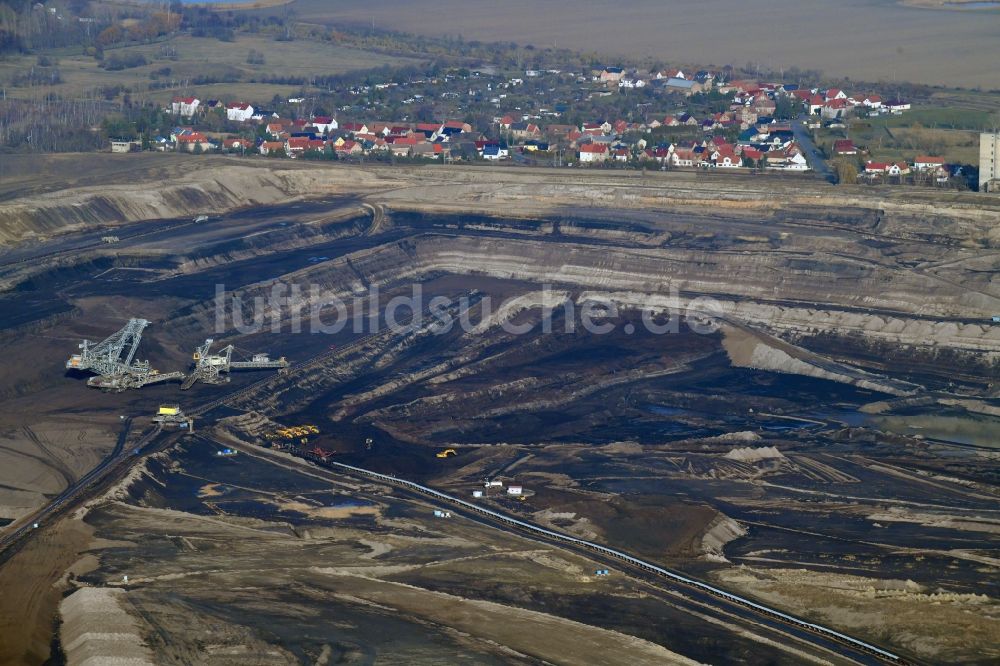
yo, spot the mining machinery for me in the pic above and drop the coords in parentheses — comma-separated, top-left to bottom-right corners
(152, 405, 194, 431)
(180, 338, 288, 390)
(66, 318, 185, 391)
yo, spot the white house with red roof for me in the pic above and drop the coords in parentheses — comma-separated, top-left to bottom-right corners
(913, 155, 946, 171)
(643, 147, 670, 163)
(833, 139, 858, 155)
(311, 116, 338, 133)
(225, 102, 254, 122)
(579, 143, 609, 163)
(265, 122, 290, 139)
(821, 98, 851, 120)
(170, 96, 200, 118)
(861, 94, 883, 108)
(865, 160, 910, 176)
(711, 146, 742, 168)
(667, 147, 694, 167)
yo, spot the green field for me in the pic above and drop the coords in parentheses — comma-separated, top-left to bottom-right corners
(868, 107, 994, 131)
(821, 114, 983, 166)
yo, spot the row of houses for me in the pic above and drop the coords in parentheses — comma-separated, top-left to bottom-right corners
(169, 96, 298, 124)
(591, 67, 909, 120)
(597, 66, 716, 95)
(580, 137, 809, 171)
(788, 87, 909, 119)
(161, 118, 474, 159)
(830, 139, 952, 180)
(862, 155, 951, 181)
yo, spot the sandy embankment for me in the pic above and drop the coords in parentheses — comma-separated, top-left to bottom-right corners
(2, 157, 1000, 249)
(59, 587, 154, 666)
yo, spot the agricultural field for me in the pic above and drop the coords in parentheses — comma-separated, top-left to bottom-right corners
(825, 123, 980, 165)
(816, 99, 998, 166)
(293, 0, 1000, 88)
(870, 106, 995, 131)
(0, 32, 421, 103)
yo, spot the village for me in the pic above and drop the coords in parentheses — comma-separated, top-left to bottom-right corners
(102, 64, 971, 186)
(0, 1, 991, 189)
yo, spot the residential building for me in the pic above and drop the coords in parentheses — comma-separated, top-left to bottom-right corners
(311, 116, 338, 133)
(259, 141, 287, 156)
(663, 78, 701, 96)
(222, 138, 249, 152)
(285, 137, 325, 156)
(671, 148, 696, 167)
(579, 143, 609, 163)
(225, 102, 254, 122)
(109, 139, 141, 153)
(335, 139, 362, 156)
(979, 133, 1000, 192)
(509, 122, 541, 139)
(913, 156, 945, 171)
(887, 100, 911, 113)
(599, 67, 625, 83)
(170, 96, 200, 117)
(833, 139, 858, 155)
(482, 144, 509, 160)
(175, 132, 212, 152)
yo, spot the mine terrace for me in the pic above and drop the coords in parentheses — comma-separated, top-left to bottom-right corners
(0, 156, 998, 664)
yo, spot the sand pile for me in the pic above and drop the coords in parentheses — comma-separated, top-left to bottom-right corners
(60, 587, 153, 666)
(724, 446, 785, 463)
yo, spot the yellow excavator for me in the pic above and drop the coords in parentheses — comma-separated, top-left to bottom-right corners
(436, 448, 457, 459)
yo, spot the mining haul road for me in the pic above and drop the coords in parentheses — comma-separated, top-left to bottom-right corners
(0, 419, 160, 565)
(211, 436, 915, 666)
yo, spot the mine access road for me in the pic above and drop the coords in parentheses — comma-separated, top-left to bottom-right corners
(209, 434, 915, 666)
(321, 458, 909, 666)
(0, 419, 162, 565)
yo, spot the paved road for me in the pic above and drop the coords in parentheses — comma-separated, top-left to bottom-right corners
(792, 116, 835, 184)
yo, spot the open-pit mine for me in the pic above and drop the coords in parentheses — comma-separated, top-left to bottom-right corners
(0, 155, 998, 665)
